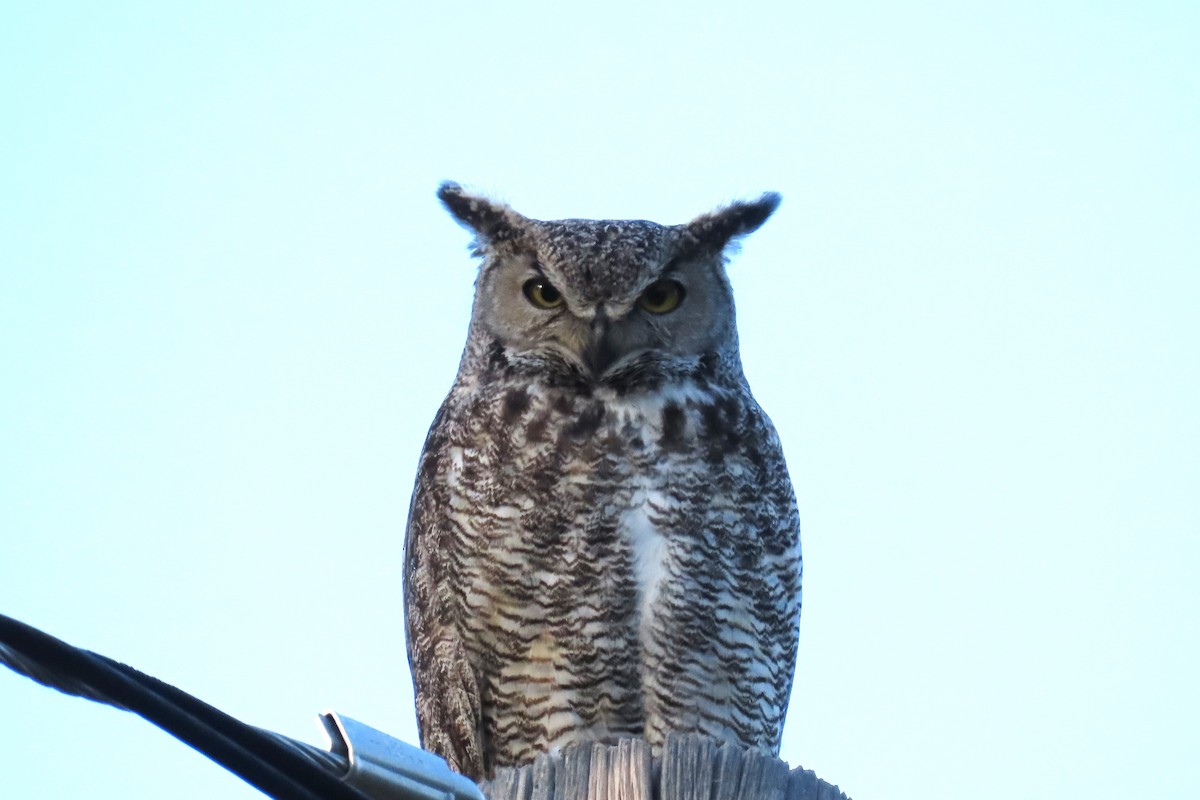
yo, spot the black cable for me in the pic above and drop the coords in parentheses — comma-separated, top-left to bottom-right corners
(0, 613, 372, 800)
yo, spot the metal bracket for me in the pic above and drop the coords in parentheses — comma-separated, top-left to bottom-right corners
(320, 711, 485, 800)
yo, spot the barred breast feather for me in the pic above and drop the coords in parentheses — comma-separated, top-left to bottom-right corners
(404, 357, 801, 779)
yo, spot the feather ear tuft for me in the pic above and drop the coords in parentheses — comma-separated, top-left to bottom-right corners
(438, 182, 527, 243)
(686, 193, 781, 252)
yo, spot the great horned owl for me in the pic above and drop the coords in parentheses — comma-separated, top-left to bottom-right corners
(404, 183, 802, 781)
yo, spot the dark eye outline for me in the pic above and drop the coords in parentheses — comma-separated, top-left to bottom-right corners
(637, 279, 686, 314)
(522, 278, 565, 309)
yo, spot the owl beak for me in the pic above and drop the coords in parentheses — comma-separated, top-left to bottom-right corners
(582, 310, 618, 376)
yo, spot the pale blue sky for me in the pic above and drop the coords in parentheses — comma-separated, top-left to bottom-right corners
(2, 3, 1197, 798)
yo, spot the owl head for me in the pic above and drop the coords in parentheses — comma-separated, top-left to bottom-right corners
(439, 182, 779, 390)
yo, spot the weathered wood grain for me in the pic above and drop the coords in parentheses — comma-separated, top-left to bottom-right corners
(480, 735, 849, 800)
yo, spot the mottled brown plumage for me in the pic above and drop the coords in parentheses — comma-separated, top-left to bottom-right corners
(404, 183, 801, 781)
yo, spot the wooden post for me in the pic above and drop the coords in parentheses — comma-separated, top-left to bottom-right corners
(481, 734, 850, 800)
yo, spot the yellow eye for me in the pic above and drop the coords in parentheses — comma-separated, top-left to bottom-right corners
(637, 279, 686, 314)
(522, 279, 565, 309)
